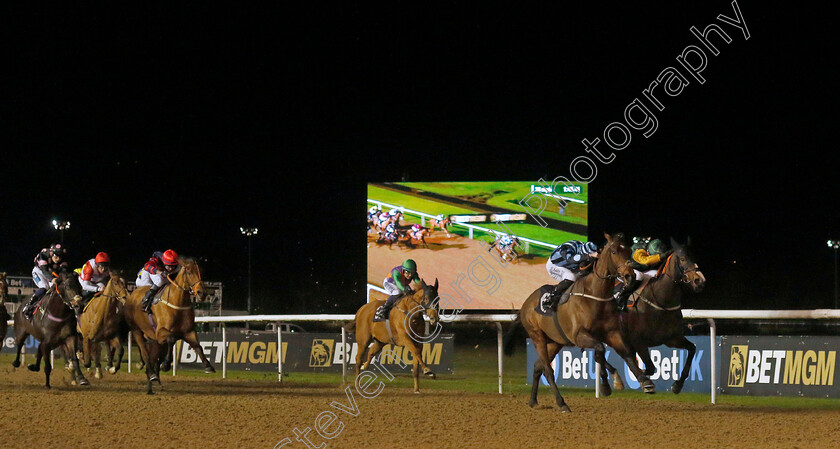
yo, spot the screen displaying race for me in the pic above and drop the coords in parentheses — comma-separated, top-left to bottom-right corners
(367, 181, 589, 310)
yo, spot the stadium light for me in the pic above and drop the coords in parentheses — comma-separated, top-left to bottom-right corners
(829, 240, 839, 309)
(52, 219, 71, 243)
(241, 227, 259, 324)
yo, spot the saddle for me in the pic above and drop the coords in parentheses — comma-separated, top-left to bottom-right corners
(534, 283, 573, 317)
(612, 277, 653, 309)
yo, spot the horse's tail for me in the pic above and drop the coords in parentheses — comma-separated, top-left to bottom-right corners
(502, 311, 523, 357)
(343, 320, 356, 333)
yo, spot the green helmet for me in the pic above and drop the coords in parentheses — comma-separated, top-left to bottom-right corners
(402, 259, 417, 273)
(648, 239, 667, 256)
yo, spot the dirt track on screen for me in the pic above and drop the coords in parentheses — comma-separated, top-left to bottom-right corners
(367, 229, 550, 309)
(1, 367, 838, 449)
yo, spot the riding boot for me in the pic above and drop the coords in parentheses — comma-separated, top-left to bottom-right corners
(22, 290, 44, 319)
(543, 279, 574, 311)
(614, 279, 640, 312)
(141, 286, 160, 313)
(375, 294, 400, 321)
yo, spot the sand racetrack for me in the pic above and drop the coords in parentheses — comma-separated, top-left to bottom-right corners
(1, 365, 838, 449)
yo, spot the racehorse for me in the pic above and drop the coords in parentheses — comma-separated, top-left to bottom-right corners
(0, 273, 9, 340)
(429, 215, 451, 237)
(488, 235, 522, 263)
(78, 271, 130, 378)
(11, 270, 90, 388)
(350, 279, 441, 393)
(404, 226, 430, 248)
(504, 233, 657, 412)
(124, 258, 215, 394)
(601, 238, 706, 394)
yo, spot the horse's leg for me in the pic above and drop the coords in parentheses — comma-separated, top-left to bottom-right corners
(82, 337, 93, 369)
(574, 331, 613, 397)
(183, 331, 216, 373)
(132, 330, 149, 370)
(28, 341, 44, 372)
(361, 340, 383, 372)
(637, 346, 656, 377)
(603, 359, 625, 391)
(40, 342, 51, 388)
(67, 335, 90, 386)
(355, 336, 373, 374)
(605, 332, 655, 394)
(93, 340, 103, 379)
(109, 337, 123, 374)
(540, 342, 571, 412)
(159, 340, 173, 372)
(12, 328, 29, 368)
(145, 339, 161, 394)
(667, 336, 696, 394)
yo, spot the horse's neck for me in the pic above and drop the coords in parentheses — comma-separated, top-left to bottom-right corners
(45, 291, 69, 315)
(584, 258, 615, 296)
(646, 261, 682, 305)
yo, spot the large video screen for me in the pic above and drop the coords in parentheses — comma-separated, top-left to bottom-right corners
(366, 181, 588, 310)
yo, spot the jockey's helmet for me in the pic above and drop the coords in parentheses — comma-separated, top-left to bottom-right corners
(648, 239, 667, 256)
(94, 252, 110, 267)
(582, 241, 598, 255)
(162, 249, 179, 266)
(402, 259, 417, 273)
(49, 243, 66, 257)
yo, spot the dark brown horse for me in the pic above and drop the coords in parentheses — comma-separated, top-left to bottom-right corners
(504, 233, 656, 412)
(350, 279, 441, 393)
(0, 272, 9, 340)
(603, 238, 706, 394)
(12, 270, 90, 388)
(124, 258, 215, 394)
(78, 271, 129, 378)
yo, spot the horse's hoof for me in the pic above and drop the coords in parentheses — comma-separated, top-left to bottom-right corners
(12, 360, 20, 368)
(600, 382, 612, 397)
(78, 377, 90, 386)
(94, 370, 102, 379)
(613, 376, 626, 391)
(160, 363, 171, 372)
(27, 364, 40, 372)
(204, 366, 216, 374)
(71, 380, 77, 386)
(671, 381, 683, 395)
(643, 381, 656, 394)
(108, 367, 117, 375)
(559, 405, 572, 413)
(413, 390, 420, 394)
(149, 374, 159, 383)
(423, 371, 436, 379)
(528, 400, 538, 408)
(136, 363, 144, 370)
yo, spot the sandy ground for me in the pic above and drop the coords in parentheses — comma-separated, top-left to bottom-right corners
(1, 365, 838, 449)
(367, 228, 550, 309)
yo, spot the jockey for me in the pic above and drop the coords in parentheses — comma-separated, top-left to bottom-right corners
(541, 240, 599, 311)
(47, 243, 69, 272)
(614, 238, 670, 311)
(367, 206, 381, 222)
(79, 252, 112, 304)
(374, 259, 421, 321)
(382, 223, 398, 241)
(22, 248, 56, 319)
(137, 249, 180, 313)
(498, 234, 514, 250)
(376, 211, 391, 229)
(409, 224, 423, 239)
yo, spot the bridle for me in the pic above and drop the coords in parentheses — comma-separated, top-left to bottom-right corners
(166, 265, 203, 297)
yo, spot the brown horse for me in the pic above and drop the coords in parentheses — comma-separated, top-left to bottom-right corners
(124, 258, 215, 394)
(12, 270, 90, 388)
(603, 238, 706, 394)
(429, 215, 451, 237)
(350, 279, 441, 393)
(0, 272, 9, 340)
(404, 226, 430, 248)
(504, 233, 657, 412)
(78, 271, 129, 379)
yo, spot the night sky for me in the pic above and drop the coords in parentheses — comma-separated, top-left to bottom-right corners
(2, 1, 838, 313)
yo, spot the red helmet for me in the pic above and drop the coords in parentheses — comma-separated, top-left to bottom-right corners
(162, 249, 179, 266)
(94, 252, 110, 264)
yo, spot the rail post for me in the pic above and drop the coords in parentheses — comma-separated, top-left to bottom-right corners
(222, 325, 227, 379)
(708, 318, 717, 405)
(496, 322, 503, 394)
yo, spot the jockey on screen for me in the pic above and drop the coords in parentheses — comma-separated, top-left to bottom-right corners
(137, 249, 180, 313)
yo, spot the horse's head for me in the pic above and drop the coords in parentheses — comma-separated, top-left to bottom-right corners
(417, 278, 440, 327)
(602, 232, 634, 285)
(56, 269, 84, 307)
(669, 237, 706, 292)
(103, 270, 129, 303)
(177, 258, 206, 301)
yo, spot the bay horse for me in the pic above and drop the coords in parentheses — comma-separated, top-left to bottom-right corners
(504, 233, 656, 412)
(603, 238, 706, 394)
(429, 215, 451, 237)
(0, 272, 9, 339)
(78, 271, 129, 378)
(350, 279, 441, 393)
(11, 270, 90, 388)
(124, 258, 215, 394)
(404, 226, 430, 248)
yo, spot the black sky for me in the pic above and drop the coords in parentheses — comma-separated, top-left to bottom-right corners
(2, 1, 838, 312)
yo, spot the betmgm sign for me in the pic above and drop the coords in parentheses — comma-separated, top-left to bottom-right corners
(721, 336, 839, 398)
